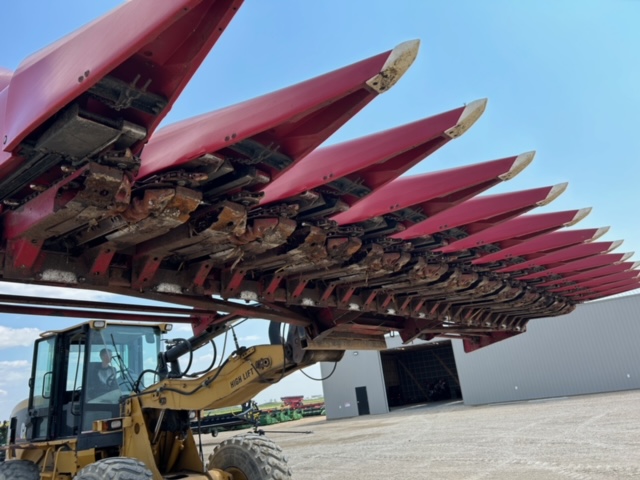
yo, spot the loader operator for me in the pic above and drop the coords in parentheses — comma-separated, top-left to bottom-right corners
(96, 348, 118, 391)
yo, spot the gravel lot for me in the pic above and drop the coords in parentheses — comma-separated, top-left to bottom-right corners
(205, 390, 640, 479)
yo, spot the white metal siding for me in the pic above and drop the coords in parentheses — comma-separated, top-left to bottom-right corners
(321, 350, 389, 419)
(453, 294, 640, 405)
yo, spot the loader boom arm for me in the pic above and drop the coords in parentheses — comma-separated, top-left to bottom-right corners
(139, 344, 342, 412)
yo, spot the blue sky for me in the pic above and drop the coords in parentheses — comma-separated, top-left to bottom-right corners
(1, 0, 640, 415)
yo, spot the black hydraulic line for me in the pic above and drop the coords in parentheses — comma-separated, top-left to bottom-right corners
(164, 319, 234, 364)
(268, 320, 284, 345)
(185, 340, 217, 378)
(130, 356, 233, 400)
(166, 339, 194, 377)
(299, 362, 338, 382)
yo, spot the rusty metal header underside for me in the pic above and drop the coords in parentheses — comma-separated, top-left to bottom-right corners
(0, 0, 637, 353)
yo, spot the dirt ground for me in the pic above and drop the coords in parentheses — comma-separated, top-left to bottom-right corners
(204, 389, 640, 479)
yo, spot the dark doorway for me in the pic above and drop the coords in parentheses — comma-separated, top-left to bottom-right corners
(355, 386, 370, 415)
(381, 340, 462, 408)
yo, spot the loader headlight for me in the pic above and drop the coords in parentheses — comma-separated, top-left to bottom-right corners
(159, 323, 173, 333)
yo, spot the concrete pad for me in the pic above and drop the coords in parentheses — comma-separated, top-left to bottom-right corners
(204, 390, 640, 479)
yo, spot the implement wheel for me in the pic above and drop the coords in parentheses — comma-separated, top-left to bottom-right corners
(0, 460, 39, 480)
(74, 457, 153, 479)
(208, 434, 292, 480)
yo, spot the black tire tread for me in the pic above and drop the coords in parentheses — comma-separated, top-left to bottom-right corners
(0, 459, 40, 480)
(208, 433, 292, 480)
(74, 457, 153, 480)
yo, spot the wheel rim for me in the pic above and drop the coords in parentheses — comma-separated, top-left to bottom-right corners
(226, 466, 249, 480)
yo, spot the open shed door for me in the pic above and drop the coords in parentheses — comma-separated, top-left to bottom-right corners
(381, 340, 461, 408)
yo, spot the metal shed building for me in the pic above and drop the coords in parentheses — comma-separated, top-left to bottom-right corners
(321, 293, 640, 419)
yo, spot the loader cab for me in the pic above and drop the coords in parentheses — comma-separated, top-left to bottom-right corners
(25, 321, 165, 444)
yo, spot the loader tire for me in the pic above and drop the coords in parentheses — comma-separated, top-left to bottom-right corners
(74, 457, 153, 480)
(208, 434, 292, 480)
(0, 459, 39, 480)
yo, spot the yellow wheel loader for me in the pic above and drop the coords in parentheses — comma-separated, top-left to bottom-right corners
(0, 320, 342, 479)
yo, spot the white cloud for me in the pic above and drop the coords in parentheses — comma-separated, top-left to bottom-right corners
(0, 360, 31, 386)
(0, 361, 31, 417)
(192, 353, 215, 371)
(170, 324, 195, 335)
(0, 360, 29, 368)
(0, 282, 117, 302)
(239, 335, 260, 342)
(0, 326, 42, 349)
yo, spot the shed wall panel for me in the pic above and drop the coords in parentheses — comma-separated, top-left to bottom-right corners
(453, 294, 640, 405)
(321, 350, 388, 419)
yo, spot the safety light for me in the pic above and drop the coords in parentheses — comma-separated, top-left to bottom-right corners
(159, 323, 173, 333)
(91, 320, 107, 330)
(93, 418, 124, 433)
